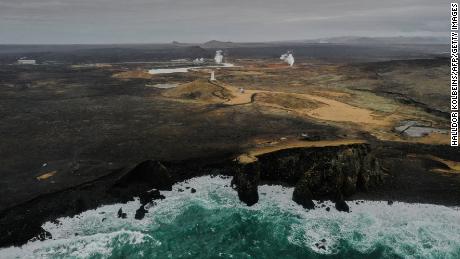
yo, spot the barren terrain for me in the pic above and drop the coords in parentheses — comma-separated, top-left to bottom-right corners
(0, 43, 459, 247)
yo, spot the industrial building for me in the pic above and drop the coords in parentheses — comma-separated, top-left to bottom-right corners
(17, 59, 36, 65)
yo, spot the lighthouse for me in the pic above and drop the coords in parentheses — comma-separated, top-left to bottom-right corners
(210, 71, 216, 81)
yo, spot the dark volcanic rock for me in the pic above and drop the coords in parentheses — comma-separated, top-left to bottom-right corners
(117, 208, 127, 219)
(273, 144, 385, 205)
(335, 193, 350, 212)
(114, 160, 172, 191)
(357, 153, 384, 192)
(2, 139, 459, 249)
(139, 189, 165, 206)
(109, 160, 173, 205)
(37, 228, 52, 241)
(74, 198, 87, 213)
(135, 206, 148, 220)
(231, 162, 260, 206)
(301, 145, 382, 198)
(231, 144, 385, 207)
(335, 199, 350, 212)
(315, 242, 326, 250)
(292, 178, 315, 209)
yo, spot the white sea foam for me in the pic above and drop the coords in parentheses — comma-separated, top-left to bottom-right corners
(1, 176, 459, 258)
(257, 184, 460, 257)
(0, 229, 151, 258)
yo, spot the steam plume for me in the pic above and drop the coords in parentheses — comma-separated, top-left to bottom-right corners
(193, 58, 204, 64)
(214, 50, 224, 64)
(280, 51, 295, 67)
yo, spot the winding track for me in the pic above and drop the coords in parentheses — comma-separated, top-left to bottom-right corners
(210, 80, 395, 127)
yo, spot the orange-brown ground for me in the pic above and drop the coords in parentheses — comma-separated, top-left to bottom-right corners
(408, 154, 460, 174)
(237, 139, 367, 164)
(107, 59, 449, 154)
(112, 70, 153, 79)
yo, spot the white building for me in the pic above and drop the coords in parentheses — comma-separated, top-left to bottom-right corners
(17, 59, 36, 65)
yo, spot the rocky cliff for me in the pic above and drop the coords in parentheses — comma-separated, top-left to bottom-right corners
(231, 144, 385, 211)
(0, 143, 392, 248)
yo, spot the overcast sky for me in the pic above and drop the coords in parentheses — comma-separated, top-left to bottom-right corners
(0, 0, 452, 44)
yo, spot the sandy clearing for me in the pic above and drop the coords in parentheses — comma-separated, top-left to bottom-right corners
(431, 168, 460, 174)
(219, 82, 394, 127)
(300, 94, 393, 126)
(219, 83, 256, 105)
(408, 153, 460, 174)
(112, 70, 152, 79)
(36, 171, 57, 181)
(171, 80, 442, 145)
(415, 154, 460, 172)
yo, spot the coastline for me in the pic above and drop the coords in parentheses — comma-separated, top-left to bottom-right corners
(1, 139, 459, 248)
(2, 177, 459, 258)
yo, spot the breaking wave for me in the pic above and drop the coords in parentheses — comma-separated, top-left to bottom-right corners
(1, 176, 460, 258)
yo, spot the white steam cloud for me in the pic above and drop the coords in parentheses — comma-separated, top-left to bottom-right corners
(193, 58, 204, 64)
(214, 50, 224, 64)
(280, 52, 295, 67)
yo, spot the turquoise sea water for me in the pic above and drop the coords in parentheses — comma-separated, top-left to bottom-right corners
(1, 176, 460, 259)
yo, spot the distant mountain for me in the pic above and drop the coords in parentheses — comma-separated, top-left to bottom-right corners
(304, 36, 448, 45)
(194, 37, 449, 49)
(200, 40, 238, 48)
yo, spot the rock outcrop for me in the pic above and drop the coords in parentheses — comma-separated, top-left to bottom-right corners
(335, 198, 350, 212)
(0, 144, 386, 248)
(231, 144, 385, 210)
(139, 189, 165, 206)
(135, 206, 148, 220)
(231, 162, 260, 206)
(114, 160, 172, 191)
(289, 145, 383, 209)
(292, 177, 315, 209)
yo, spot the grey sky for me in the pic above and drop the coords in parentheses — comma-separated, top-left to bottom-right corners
(0, 0, 451, 44)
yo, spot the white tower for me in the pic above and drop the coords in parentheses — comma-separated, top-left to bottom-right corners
(210, 71, 216, 81)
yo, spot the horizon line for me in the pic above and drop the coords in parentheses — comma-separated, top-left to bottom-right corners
(0, 35, 449, 46)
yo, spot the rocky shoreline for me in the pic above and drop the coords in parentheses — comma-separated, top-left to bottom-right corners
(1, 141, 459, 248)
(232, 144, 384, 211)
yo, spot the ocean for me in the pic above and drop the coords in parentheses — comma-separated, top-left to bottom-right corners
(1, 176, 459, 259)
